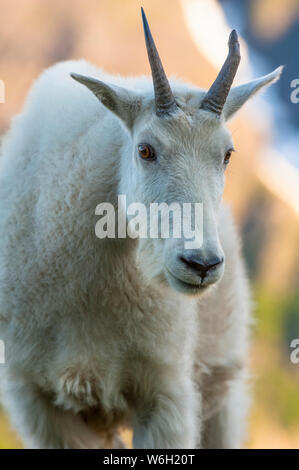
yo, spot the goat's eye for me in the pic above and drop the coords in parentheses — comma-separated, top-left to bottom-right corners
(224, 149, 233, 165)
(138, 143, 156, 161)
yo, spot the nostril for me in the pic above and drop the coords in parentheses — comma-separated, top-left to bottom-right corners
(180, 256, 206, 273)
(180, 255, 223, 279)
(207, 256, 224, 270)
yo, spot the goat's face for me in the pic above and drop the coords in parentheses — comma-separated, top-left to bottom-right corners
(71, 9, 282, 295)
(128, 106, 231, 295)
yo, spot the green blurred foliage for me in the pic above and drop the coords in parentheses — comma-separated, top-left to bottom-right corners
(252, 286, 299, 431)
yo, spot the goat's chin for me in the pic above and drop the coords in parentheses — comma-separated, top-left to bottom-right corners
(164, 269, 212, 297)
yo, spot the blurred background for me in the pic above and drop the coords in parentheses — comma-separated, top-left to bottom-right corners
(0, 0, 298, 449)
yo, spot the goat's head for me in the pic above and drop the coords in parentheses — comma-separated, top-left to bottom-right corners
(71, 8, 282, 296)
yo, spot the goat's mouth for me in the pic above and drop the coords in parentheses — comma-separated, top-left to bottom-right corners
(164, 267, 210, 296)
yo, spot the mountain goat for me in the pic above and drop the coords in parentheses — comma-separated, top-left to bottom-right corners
(0, 9, 281, 448)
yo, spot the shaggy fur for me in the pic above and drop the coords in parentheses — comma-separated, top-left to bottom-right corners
(0, 59, 281, 448)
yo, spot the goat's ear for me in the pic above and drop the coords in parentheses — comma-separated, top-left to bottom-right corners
(70, 73, 141, 129)
(223, 66, 283, 121)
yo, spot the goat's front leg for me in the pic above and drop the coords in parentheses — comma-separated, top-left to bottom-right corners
(1, 371, 104, 449)
(132, 375, 200, 449)
(202, 373, 249, 449)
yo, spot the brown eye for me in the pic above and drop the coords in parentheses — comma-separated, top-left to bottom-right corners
(138, 143, 156, 161)
(224, 149, 233, 165)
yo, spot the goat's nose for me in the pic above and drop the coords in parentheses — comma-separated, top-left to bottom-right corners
(180, 254, 224, 280)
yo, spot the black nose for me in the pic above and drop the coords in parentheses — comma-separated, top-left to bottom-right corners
(180, 255, 224, 280)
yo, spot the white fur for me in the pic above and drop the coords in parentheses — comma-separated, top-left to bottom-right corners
(0, 59, 281, 448)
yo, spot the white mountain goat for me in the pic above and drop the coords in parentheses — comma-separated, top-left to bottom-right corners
(0, 9, 282, 448)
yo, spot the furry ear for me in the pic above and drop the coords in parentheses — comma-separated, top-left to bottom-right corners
(70, 73, 141, 129)
(223, 66, 283, 121)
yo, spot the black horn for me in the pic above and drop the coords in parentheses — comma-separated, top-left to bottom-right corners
(200, 30, 241, 116)
(141, 8, 177, 116)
